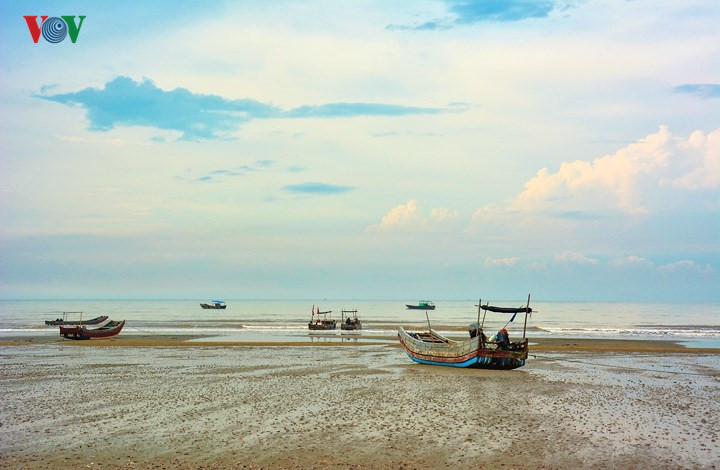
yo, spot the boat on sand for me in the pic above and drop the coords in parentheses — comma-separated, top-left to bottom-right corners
(45, 313, 108, 326)
(398, 295, 532, 370)
(60, 320, 125, 340)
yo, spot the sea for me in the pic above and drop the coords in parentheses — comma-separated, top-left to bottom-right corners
(0, 299, 718, 348)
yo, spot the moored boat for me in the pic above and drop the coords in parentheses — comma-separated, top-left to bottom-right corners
(398, 295, 532, 369)
(60, 320, 125, 340)
(200, 300, 226, 309)
(45, 313, 108, 326)
(340, 309, 362, 331)
(406, 301, 435, 310)
(308, 306, 336, 330)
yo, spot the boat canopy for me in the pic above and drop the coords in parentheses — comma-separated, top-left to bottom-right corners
(212, 300, 225, 303)
(481, 305, 532, 314)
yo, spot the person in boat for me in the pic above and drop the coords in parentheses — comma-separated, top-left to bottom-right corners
(496, 328, 509, 350)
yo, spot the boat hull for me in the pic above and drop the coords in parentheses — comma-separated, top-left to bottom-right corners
(397, 327, 527, 370)
(406, 305, 435, 310)
(200, 304, 226, 309)
(308, 320, 336, 330)
(60, 320, 125, 340)
(45, 315, 108, 326)
(340, 321, 362, 330)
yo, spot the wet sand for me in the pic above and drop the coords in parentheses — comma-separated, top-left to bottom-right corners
(1, 338, 719, 469)
(1, 334, 718, 354)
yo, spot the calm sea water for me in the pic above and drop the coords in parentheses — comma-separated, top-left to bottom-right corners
(0, 299, 718, 347)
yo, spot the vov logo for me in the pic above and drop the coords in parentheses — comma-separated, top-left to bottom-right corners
(23, 16, 86, 43)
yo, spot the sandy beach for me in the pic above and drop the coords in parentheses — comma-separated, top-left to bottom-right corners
(1, 338, 718, 469)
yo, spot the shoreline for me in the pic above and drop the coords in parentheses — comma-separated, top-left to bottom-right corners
(1, 333, 719, 354)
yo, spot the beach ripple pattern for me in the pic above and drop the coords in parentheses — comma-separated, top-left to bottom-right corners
(41, 17, 67, 43)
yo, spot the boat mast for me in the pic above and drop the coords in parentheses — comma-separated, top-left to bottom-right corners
(476, 298, 483, 351)
(425, 311, 432, 332)
(522, 294, 531, 339)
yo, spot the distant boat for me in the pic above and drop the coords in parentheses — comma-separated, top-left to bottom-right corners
(60, 320, 125, 340)
(308, 306, 336, 330)
(45, 313, 108, 326)
(200, 300, 226, 309)
(340, 309, 362, 331)
(398, 296, 532, 369)
(406, 301, 435, 310)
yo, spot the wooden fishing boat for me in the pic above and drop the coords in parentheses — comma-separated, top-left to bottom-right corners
(45, 313, 108, 326)
(406, 301, 435, 310)
(398, 327, 528, 369)
(60, 320, 125, 340)
(398, 296, 532, 370)
(308, 306, 336, 330)
(340, 309, 362, 330)
(200, 300, 226, 309)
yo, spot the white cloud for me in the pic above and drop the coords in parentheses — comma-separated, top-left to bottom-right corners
(662, 129, 720, 190)
(608, 255, 653, 268)
(483, 257, 519, 268)
(658, 260, 714, 274)
(366, 199, 459, 232)
(554, 251, 600, 265)
(512, 126, 720, 215)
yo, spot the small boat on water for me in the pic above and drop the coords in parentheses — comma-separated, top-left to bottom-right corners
(45, 313, 108, 326)
(200, 300, 226, 309)
(406, 300, 435, 310)
(340, 309, 362, 331)
(60, 320, 125, 340)
(308, 306, 336, 330)
(398, 295, 532, 370)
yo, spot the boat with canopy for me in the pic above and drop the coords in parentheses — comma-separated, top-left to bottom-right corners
(340, 309, 362, 330)
(406, 301, 435, 310)
(398, 295, 533, 369)
(308, 305, 336, 330)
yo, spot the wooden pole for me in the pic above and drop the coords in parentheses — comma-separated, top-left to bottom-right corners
(480, 301, 488, 329)
(523, 294, 531, 339)
(425, 311, 432, 332)
(476, 298, 483, 351)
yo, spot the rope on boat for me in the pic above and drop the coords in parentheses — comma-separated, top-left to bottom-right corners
(529, 353, 718, 377)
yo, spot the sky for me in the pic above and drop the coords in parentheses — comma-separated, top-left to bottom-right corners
(0, 0, 718, 301)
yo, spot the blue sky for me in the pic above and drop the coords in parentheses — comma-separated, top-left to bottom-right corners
(0, 0, 718, 300)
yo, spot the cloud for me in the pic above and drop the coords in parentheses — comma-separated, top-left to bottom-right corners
(512, 126, 720, 214)
(178, 161, 289, 183)
(608, 256, 653, 268)
(37, 76, 450, 141)
(673, 84, 720, 99)
(285, 103, 444, 118)
(554, 251, 599, 265)
(282, 182, 354, 195)
(658, 260, 714, 274)
(483, 257, 519, 267)
(389, 0, 559, 30)
(366, 199, 459, 232)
